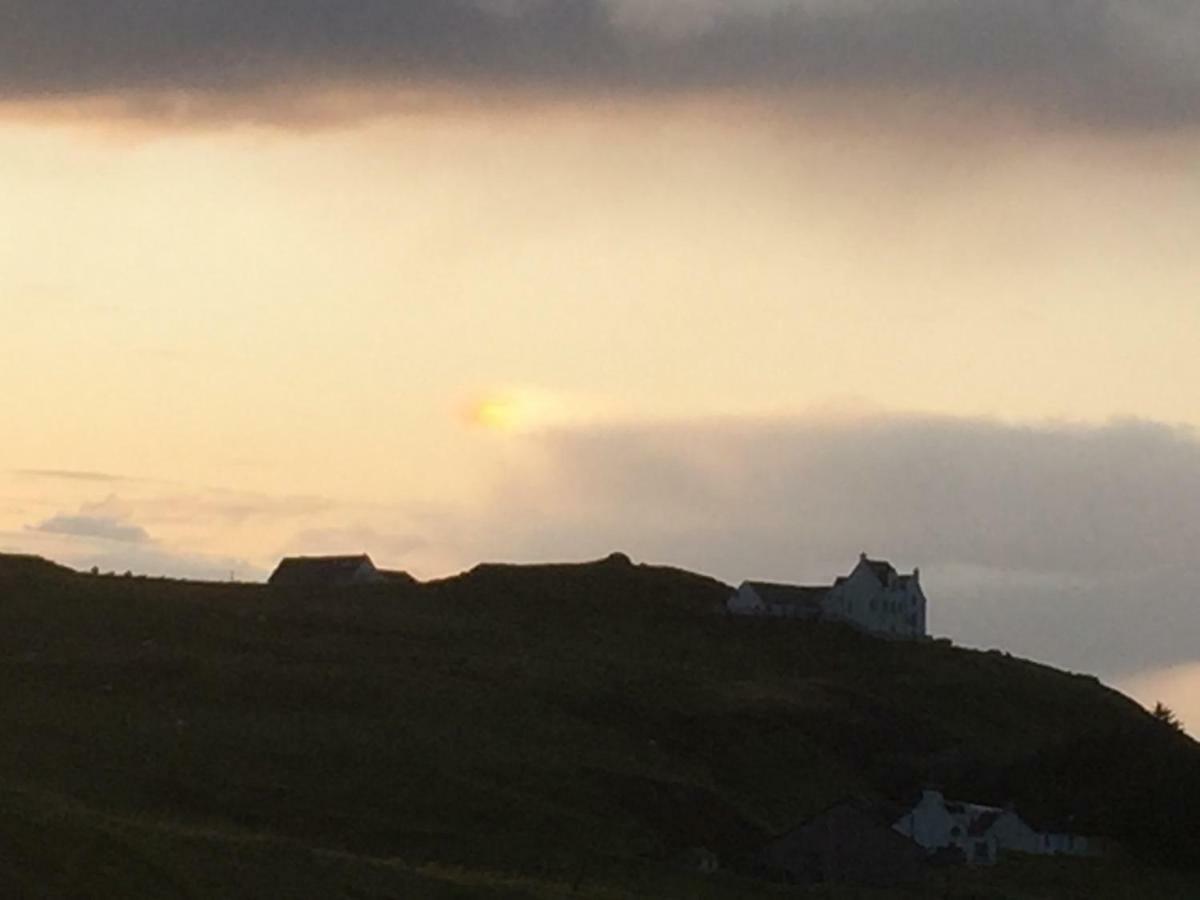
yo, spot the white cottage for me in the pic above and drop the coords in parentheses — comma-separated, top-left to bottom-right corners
(728, 554, 928, 640)
(893, 790, 1094, 865)
(892, 790, 1037, 865)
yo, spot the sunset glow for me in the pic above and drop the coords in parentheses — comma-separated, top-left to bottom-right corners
(4, 0, 1200, 729)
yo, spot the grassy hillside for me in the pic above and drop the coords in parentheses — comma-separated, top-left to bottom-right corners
(1, 552, 1197, 897)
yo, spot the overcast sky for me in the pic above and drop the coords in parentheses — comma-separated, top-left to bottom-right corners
(3, 0, 1200, 730)
(2, 1, 1199, 129)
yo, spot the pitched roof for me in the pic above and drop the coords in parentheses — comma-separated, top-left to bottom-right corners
(268, 554, 377, 586)
(862, 557, 898, 585)
(969, 810, 1003, 837)
(744, 581, 828, 609)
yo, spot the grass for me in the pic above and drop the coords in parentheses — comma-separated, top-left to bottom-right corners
(1, 552, 1198, 897)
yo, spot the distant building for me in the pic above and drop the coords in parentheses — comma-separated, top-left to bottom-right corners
(753, 800, 925, 886)
(727, 582, 828, 619)
(893, 790, 1095, 865)
(268, 554, 386, 589)
(728, 554, 927, 639)
(1034, 828, 1098, 858)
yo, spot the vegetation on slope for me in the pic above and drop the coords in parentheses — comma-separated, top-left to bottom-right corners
(0, 552, 1197, 897)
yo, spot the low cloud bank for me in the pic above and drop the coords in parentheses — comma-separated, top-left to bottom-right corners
(15, 494, 267, 581)
(28, 496, 151, 544)
(461, 414, 1200, 677)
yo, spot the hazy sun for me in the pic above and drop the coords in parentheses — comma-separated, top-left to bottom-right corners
(471, 397, 524, 431)
(465, 389, 559, 433)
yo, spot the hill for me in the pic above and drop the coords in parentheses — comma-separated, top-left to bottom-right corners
(0, 551, 1198, 898)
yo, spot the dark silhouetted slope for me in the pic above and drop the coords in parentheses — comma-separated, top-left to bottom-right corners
(0, 552, 1197, 897)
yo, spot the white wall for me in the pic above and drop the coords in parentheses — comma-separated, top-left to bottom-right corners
(991, 812, 1041, 855)
(894, 790, 957, 850)
(824, 558, 927, 639)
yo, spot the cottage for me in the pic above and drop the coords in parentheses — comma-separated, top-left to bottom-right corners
(728, 553, 927, 640)
(754, 801, 925, 887)
(268, 554, 386, 589)
(893, 790, 1092, 865)
(893, 790, 1028, 865)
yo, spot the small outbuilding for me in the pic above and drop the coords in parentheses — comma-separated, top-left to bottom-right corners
(268, 554, 386, 589)
(753, 801, 925, 887)
(728, 582, 828, 619)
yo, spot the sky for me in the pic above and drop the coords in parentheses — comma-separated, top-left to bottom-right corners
(3, 0, 1200, 730)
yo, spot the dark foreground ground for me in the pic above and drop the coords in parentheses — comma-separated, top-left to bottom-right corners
(1, 552, 1198, 898)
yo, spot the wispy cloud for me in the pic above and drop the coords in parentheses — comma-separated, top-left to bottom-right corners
(14, 469, 130, 484)
(1, 1, 1197, 129)
(131, 490, 337, 526)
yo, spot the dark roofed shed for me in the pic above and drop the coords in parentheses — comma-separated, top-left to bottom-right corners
(268, 554, 385, 589)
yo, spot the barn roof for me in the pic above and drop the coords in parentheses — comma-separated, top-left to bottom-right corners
(268, 554, 377, 586)
(744, 581, 828, 609)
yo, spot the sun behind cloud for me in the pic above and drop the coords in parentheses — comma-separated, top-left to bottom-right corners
(470, 396, 523, 432)
(465, 388, 562, 433)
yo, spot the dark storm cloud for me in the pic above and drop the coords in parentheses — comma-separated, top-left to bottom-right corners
(463, 414, 1200, 677)
(0, 1, 1197, 128)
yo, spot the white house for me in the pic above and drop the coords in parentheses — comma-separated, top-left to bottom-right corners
(893, 790, 1092, 865)
(824, 554, 926, 639)
(728, 554, 927, 640)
